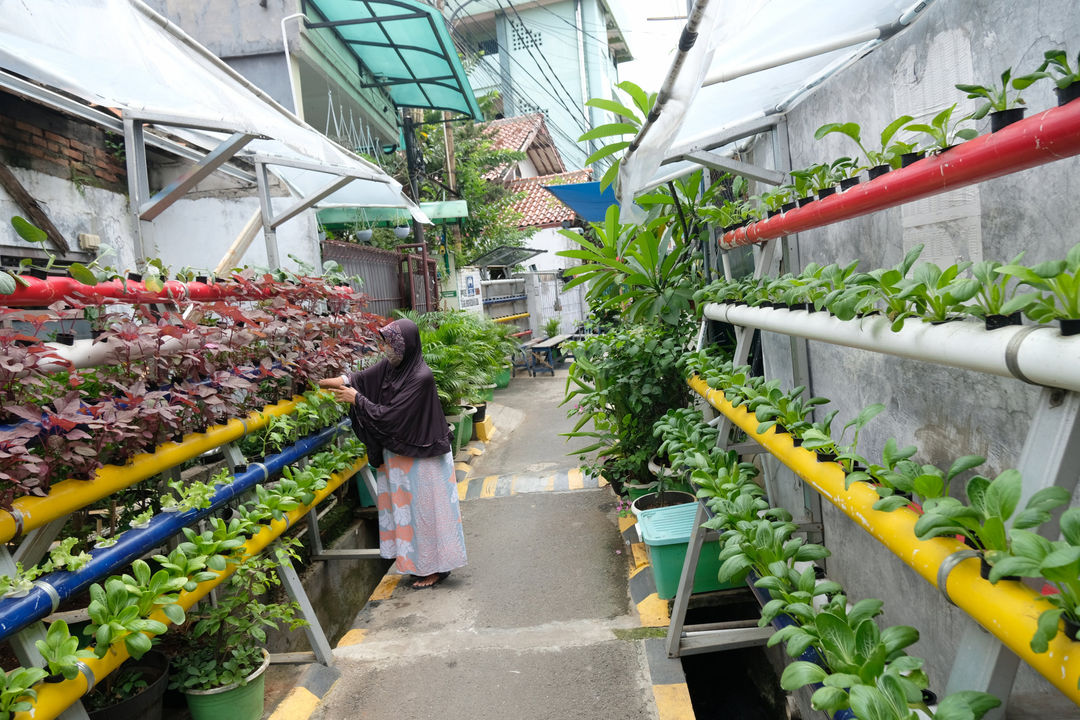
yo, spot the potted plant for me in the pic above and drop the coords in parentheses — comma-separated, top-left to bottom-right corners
(966, 253, 1039, 329)
(543, 316, 561, 339)
(990, 508, 1080, 649)
(900, 261, 981, 324)
(169, 550, 306, 720)
(35, 620, 95, 682)
(813, 115, 914, 179)
(997, 242, 1080, 335)
(956, 67, 1043, 132)
(905, 104, 978, 153)
(0, 666, 48, 718)
(1035, 48, 1080, 106)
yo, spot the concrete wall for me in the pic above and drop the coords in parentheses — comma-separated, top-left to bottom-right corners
(739, 0, 1080, 714)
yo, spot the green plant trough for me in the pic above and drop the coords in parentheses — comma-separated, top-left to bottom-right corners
(637, 503, 740, 600)
(493, 366, 512, 388)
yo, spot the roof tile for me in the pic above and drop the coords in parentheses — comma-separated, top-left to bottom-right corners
(506, 169, 593, 228)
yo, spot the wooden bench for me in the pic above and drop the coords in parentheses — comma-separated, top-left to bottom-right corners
(529, 334, 570, 376)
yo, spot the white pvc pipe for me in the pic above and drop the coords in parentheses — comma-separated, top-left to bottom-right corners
(702, 27, 881, 86)
(704, 303, 1080, 392)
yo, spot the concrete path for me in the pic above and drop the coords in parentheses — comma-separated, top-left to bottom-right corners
(308, 368, 682, 720)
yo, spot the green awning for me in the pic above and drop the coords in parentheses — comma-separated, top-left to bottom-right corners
(318, 200, 468, 227)
(302, 0, 481, 120)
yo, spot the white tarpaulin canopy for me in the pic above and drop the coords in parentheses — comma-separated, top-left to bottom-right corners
(617, 0, 934, 221)
(0, 0, 429, 221)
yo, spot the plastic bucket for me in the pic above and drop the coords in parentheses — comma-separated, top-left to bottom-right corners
(184, 650, 268, 720)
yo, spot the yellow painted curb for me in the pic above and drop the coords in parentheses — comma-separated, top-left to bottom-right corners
(480, 475, 499, 498)
(567, 467, 584, 490)
(637, 594, 670, 627)
(618, 515, 637, 534)
(454, 461, 471, 473)
(474, 416, 495, 442)
(457, 479, 469, 501)
(369, 574, 401, 601)
(268, 687, 321, 720)
(466, 444, 484, 456)
(630, 542, 649, 571)
(336, 628, 367, 648)
(652, 683, 695, 720)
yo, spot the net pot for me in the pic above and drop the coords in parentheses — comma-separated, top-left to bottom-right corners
(989, 107, 1025, 132)
(867, 164, 891, 180)
(183, 649, 270, 720)
(1056, 84, 1080, 106)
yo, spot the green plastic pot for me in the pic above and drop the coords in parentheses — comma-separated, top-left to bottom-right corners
(624, 480, 659, 501)
(448, 406, 477, 453)
(183, 650, 268, 720)
(493, 366, 512, 388)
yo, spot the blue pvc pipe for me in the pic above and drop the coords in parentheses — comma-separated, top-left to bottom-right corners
(0, 419, 349, 641)
(745, 569, 856, 720)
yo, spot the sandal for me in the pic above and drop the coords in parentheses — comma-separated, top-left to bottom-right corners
(411, 571, 450, 589)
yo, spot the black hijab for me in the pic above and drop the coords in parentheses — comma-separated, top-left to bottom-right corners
(347, 318, 451, 462)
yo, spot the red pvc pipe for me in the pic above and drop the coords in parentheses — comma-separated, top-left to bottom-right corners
(720, 98, 1080, 249)
(0, 276, 353, 307)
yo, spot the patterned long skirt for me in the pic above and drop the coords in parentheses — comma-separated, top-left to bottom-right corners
(375, 449, 467, 576)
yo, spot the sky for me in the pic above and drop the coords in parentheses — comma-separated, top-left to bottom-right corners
(618, 0, 690, 92)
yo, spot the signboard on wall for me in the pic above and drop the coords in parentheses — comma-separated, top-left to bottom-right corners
(456, 267, 483, 314)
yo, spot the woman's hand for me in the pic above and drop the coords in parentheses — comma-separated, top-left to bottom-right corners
(318, 376, 345, 389)
(330, 386, 358, 404)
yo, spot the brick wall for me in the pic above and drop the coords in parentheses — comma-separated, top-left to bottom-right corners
(0, 90, 127, 194)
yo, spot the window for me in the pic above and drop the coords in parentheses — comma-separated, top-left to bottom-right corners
(509, 21, 541, 51)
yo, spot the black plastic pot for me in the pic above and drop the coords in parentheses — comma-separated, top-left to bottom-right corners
(194, 275, 209, 284)
(1064, 614, 1080, 641)
(900, 151, 925, 167)
(44, 673, 65, 683)
(766, 209, 780, 219)
(1056, 84, 1080, 107)
(788, 302, 810, 312)
(985, 312, 1022, 331)
(979, 556, 1020, 582)
(922, 690, 939, 706)
(1060, 318, 1080, 336)
(817, 187, 836, 200)
(28, 267, 49, 280)
(797, 196, 815, 207)
(87, 650, 169, 720)
(815, 451, 838, 463)
(127, 272, 142, 282)
(473, 402, 487, 424)
(990, 108, 1025, 132)
(55, 332, 75, 346)
(867, 164, 891, 180)
(839, 176, 860, 191)
(781, 201, 797, 213)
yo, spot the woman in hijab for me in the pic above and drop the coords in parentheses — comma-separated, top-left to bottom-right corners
(318, 318, 467, 588)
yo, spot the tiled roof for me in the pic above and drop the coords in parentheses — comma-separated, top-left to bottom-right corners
(480, 113, 565, 179)
(506, 169, 592, 228)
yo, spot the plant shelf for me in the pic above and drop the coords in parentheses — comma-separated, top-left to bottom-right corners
(720, 98, 1080, 249)
(688, 375, 1080, 702)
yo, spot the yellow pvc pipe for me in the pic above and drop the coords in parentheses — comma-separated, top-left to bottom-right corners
(18, 455, 368, 720)
(0, 397, 305, 545)
(688, 375, 1080, 703)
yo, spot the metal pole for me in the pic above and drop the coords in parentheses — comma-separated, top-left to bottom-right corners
(402, 113, 426, 245)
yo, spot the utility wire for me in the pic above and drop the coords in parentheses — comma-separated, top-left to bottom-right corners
(499, 0, 592, 127)
(447, 0, 592, 133)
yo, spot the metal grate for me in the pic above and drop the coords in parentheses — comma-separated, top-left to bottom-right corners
(320, 240, 403, 319)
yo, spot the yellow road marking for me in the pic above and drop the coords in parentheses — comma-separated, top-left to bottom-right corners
(458, 479, 469, 502)
(631, 542, 649, 571)
(652, 684, 695, 720)
(637, 594, 670, 627)
(369, 574, 401, 601)
(336, 628, 367, 648)
(618, 515, 637, 534)
(268, 687, 321, 720)
(545, 474, 556, 491)
(480, 475, 499, 498)
(567, 467, 584, 490)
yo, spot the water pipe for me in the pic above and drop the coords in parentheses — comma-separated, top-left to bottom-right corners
(688, 376, 1080, 702)
(0, 275, 354, 308)
(15, 454, 368, 720)
(720, 98, 1080, 249)
(0, 395, 305, 545)
(703, 303, 1080, 393)
(0, 421, 348, 642)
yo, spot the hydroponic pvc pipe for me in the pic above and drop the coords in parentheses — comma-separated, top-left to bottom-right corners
(0, 275, 354, 308)
(689, 376, 1080, 703)
(719, 99, 1080, 249)
(703, 303, 1080, 392)
(0, 421, 348, 642)
(0, 396, 305, 545)
(16, 454, 368, 720)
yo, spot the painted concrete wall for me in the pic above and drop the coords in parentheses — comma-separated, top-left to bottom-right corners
(738, 0, 1080, 712)
(492, 0, 618, 170)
